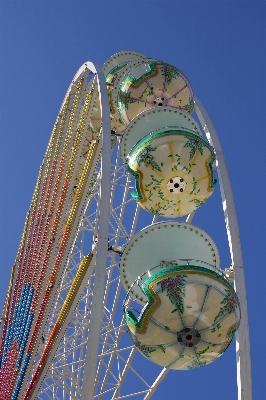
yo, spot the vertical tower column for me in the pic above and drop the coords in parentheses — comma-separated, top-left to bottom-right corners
(80, 62, 111, 400)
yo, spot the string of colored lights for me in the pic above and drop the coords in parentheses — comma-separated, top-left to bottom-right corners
(0, 66, 101, 399)
(24, 252, 94, 399)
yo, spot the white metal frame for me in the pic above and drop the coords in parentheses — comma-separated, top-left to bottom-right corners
(20, 65, 252, 400)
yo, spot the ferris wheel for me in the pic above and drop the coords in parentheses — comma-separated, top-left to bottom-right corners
(0, 52, 252, 400)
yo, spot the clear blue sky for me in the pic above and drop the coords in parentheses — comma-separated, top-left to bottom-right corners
(0, 1, 265, 399)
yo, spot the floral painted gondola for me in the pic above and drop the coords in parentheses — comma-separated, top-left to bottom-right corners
(121, 222, 240, 370)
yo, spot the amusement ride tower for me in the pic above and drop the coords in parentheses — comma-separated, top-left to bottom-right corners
(0, 52, 252, 399)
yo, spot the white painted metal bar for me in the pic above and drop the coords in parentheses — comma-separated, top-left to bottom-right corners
(143, 368, 169, 400)
(80, 62, 111, 400)
(111, 348, 137, 399)
(112, 353, 151, 388)
(186, 211, 195, 224)
(113, 390, 150, 399)
(194, 96, 252, 400)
